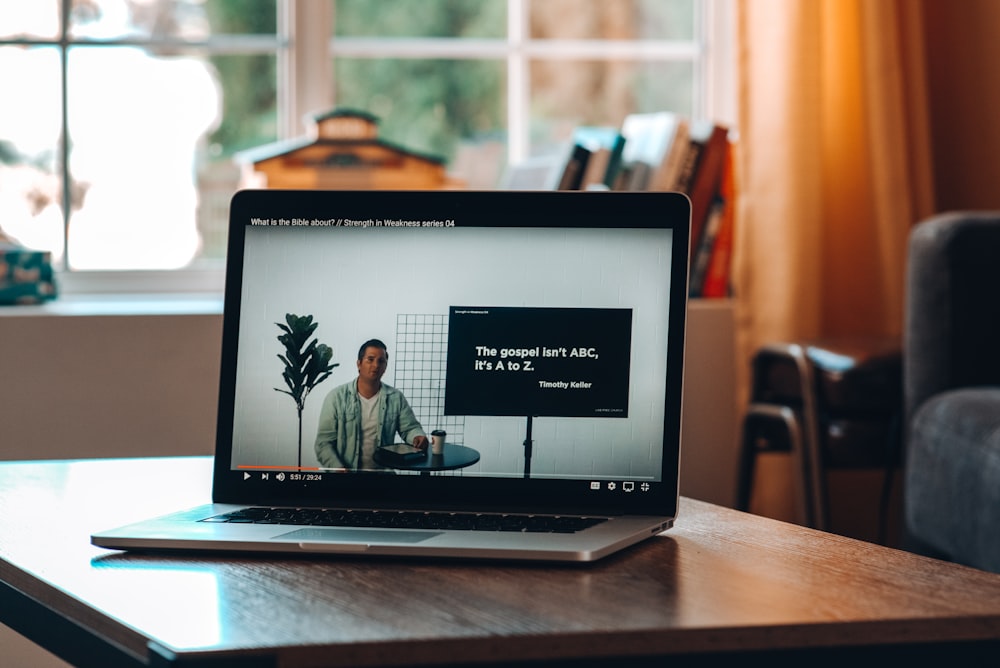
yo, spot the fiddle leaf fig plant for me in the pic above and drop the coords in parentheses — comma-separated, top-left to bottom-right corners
(275, 313, 338, 467)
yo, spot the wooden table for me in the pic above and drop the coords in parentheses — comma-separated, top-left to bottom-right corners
(3, 457, 1000, 667)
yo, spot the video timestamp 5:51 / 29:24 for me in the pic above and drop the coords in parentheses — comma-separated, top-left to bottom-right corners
(289, 473, 323, 481)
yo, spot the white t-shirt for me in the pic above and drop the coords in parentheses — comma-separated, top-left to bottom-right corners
(358, 389, 381, 470)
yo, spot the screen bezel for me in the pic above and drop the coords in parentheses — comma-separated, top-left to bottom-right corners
(213, 189, 690, 517)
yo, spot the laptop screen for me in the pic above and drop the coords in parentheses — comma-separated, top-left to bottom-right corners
(215, 190, 690, 517)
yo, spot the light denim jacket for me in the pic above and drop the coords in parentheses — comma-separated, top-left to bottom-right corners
(314, 379, 426, 470)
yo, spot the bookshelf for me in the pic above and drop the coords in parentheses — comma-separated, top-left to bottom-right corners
(517, 111, 736, 299)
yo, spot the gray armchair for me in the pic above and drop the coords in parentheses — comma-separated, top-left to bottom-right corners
(904, 211, 1000, 572)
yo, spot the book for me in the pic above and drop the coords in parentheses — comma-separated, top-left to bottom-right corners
(684, 120, 729, 254)
(600, 133, 627, 188)
(700, 202, 734, 298)
(555, 143, 591, 190)
(688, 198, 725, 297)
(624, 161, 653, 191)
(701, 141, 737, 298)
(379, 443, 427, 466)
(610, 163, 634, 191)
(668, 132, 702, 194)
(572, 126, 626, 188)
(619, 112, 685, 191)
(648, 117, 691, 192)
(580, 146, 612, 190)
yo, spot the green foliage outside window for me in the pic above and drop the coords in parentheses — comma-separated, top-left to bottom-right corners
(203, 0, 279, 156)
(333, 0, 507, 161)
(333, 0, 505, 39)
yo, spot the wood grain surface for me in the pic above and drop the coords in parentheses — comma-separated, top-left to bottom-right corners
(3, 457, 1000, 667)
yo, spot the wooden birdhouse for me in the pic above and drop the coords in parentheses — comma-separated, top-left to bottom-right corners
(237, 108, 464, 190)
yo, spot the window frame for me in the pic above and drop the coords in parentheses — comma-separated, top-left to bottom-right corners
(7, 0, 733, 296)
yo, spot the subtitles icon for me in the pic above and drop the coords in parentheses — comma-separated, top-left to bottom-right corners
(590, 481, 601, 490)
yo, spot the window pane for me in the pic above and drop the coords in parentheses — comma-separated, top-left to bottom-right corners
(530, 0, 696, 40)
(0, 47, 64, 261)
(529, 59, 694, 152)
(69, 0, 203, 39)
(0, 3, 60, 39)
(58, 1, 278, 269)
(65, 47, 222, 269)
(334, 0, 505, 38)
(203, 0, 278, 35)
(63, 48, 277, 270)
(333, 58, 506, 188)
(202, 53, 279, 260)
(69, 0, 276, 40)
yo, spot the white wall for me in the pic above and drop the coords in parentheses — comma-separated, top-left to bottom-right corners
(1, 303, 222, 460)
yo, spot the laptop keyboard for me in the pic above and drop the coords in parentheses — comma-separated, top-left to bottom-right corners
(203, 507, 607, 533)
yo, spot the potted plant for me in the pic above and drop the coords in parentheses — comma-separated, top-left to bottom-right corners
(274, 313, 338, 467)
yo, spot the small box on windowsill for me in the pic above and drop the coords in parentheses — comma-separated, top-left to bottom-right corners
(0, 241, 57, 305)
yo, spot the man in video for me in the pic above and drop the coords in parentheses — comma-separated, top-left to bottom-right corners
(314, 338, 428, 470)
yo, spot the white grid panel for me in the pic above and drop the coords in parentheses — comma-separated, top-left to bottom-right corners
(393, 313, 466, 444)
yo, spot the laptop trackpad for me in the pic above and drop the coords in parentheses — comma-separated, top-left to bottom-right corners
(276, 528, 442, 544)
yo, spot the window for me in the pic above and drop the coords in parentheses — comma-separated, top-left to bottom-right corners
(0, 0, 731, 291)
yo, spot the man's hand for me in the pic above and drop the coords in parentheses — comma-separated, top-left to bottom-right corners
(412, 435, 429, 450)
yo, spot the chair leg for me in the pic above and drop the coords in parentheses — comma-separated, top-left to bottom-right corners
(737, 403, 809, 525)
(758, 343, 828, 531)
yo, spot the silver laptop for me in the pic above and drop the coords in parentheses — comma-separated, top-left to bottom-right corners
(92, 189, 691, 562)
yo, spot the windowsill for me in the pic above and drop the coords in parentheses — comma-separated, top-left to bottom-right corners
(0, 293, 224, 317)
(0, 267, 226, 317)
(2, 294, 731, 318)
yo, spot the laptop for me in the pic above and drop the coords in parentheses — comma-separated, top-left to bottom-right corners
(92, 188, 691, 562)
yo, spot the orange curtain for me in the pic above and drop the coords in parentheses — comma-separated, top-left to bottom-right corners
(732, 0, 936, 387)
